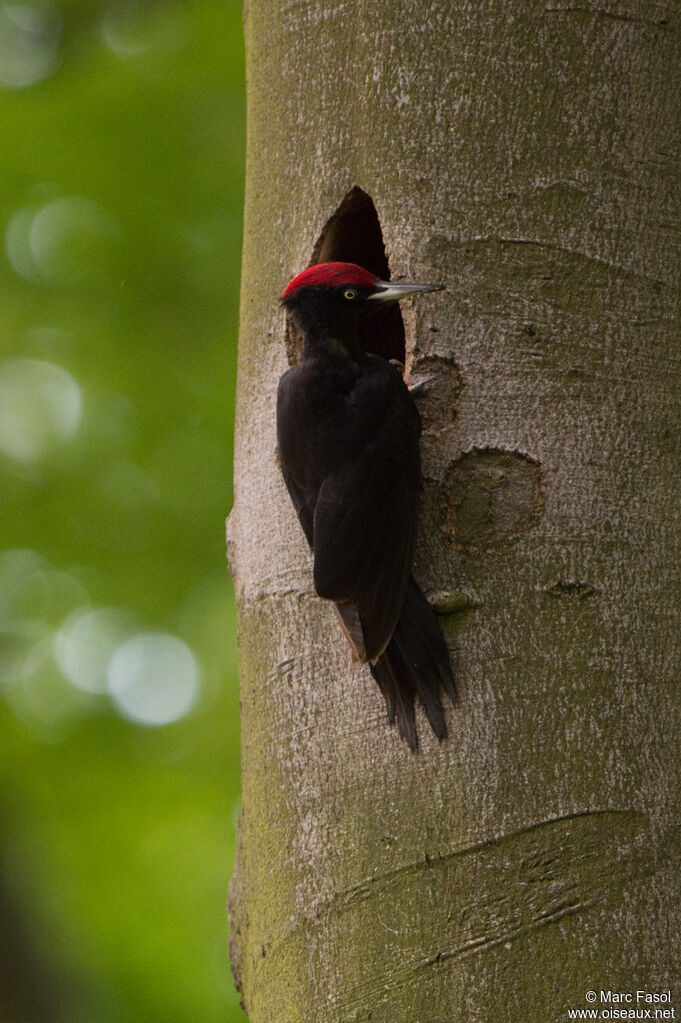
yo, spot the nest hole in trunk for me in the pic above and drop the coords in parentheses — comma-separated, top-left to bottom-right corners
(285, 185, 406, 366)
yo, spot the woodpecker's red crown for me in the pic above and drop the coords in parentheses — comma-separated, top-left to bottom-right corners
(281, 262, 379, 300)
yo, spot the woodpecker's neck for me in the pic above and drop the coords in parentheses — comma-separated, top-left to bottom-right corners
(285, 304, 363, 364)
(285, 292, 370, 365)
(301, 328, 365, 364)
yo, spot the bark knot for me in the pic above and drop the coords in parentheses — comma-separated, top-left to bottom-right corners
(440, 448, 545, 551)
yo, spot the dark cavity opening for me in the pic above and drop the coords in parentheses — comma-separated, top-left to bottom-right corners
(286, 186, 406, 365)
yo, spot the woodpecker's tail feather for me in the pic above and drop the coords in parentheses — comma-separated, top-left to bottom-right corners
(370, 577, 456, 751)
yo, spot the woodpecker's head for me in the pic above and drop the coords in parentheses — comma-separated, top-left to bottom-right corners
(281, 261, 443, 341)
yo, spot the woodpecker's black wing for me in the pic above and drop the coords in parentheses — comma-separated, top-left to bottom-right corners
(277, 356, 420, 661)
(276, 365, 320, 549)
(278, 454, 315, 549)
(277, 363, 371, 660)
(310, 358, 421, 662)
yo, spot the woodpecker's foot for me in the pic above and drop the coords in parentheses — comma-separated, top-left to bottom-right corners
(389, 361, 433, 395)
(408, 375, 435, 395)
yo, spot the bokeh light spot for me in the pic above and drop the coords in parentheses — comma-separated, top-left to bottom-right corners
(0, 547, 87, 625)
(0, 549, 92, 735)
(107, 632, 200, 726)
(28, 195, 120, 284)
(0, 358, 82, 461)
(0, 2, 61, 89)
(5, 205, 40, 280)
(100, 1, 187, 59)
(54, 606, 138, 695)
(0, 618, 51, 687)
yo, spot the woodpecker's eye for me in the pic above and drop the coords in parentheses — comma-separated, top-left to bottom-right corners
(343, 288, 359, 300)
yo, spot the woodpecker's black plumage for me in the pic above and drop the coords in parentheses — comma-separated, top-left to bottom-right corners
(277, 262, 455, 750)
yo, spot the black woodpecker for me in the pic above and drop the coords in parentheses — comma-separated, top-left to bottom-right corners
(277, 261, 456, 750)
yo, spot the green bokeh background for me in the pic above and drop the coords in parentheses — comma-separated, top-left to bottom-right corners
(0, 2, 245, 1020)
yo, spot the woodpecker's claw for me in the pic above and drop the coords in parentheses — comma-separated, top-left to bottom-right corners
(408, 375, 436, 395)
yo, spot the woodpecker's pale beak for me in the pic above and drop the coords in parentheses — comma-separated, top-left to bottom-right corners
(367, 280, 445, 302)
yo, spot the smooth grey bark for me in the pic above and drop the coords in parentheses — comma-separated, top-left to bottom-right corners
(227, 2, 681, 1020)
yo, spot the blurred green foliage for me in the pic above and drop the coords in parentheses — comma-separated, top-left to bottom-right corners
(0, 1, 245, 1020)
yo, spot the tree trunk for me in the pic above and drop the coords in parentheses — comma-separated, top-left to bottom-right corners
(227, 2, 681, 1020)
